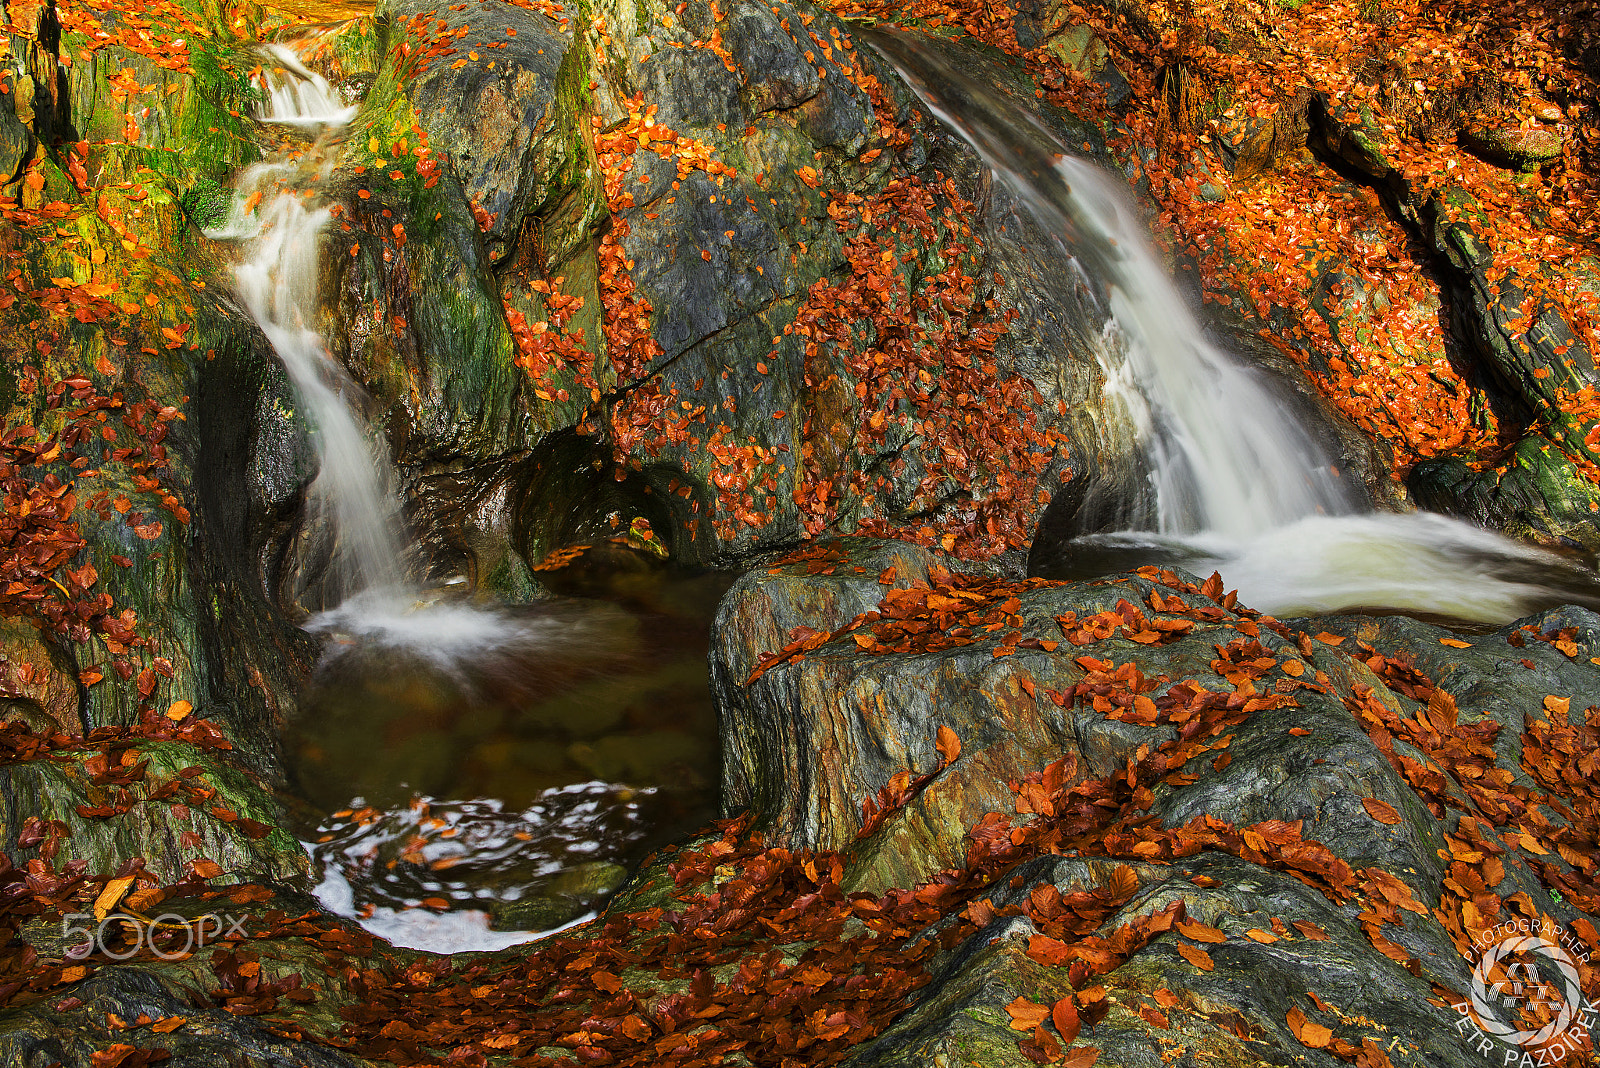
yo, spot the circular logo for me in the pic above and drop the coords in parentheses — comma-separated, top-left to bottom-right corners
(1469, 935, 1583, 1048)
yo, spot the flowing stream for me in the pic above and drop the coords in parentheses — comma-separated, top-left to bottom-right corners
(208, 36, 721, 953)
(870, 31, 1600, 623)
(206, 40, 404, 597)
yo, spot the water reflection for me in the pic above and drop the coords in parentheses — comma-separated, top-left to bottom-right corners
(285, 553, 732, 951)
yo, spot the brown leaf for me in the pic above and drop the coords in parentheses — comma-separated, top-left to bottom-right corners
(1176, 943, 1214, 971)
(1287, 1006, 1332, 1048)
(936, 725, 961, 766)
(1361, 797, 1403, 825)
(1177, 920, 1226, 944)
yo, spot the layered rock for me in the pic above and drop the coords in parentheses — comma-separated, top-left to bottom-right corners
(713, 539, 1600, 1066)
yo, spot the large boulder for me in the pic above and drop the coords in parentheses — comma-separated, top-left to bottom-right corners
(713, 538, 1600, 1066)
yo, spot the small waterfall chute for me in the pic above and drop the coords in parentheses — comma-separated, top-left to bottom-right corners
(869, 30, 1600, 623)
(207, 37, 405, 600)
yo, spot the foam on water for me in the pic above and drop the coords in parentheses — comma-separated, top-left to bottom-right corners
(306, 843, 595, 954)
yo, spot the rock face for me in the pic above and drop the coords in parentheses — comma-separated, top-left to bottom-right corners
(714, 538, 1600, 1066)
(0, 0, 320, 782)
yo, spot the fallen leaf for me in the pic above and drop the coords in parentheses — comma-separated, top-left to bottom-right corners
(1052, 996, 1080, 1043)
(93, 875, 135, 920)
(1361, 797, 1403, 825)
(1287, 1005, 1333, 1048)
(1176, 943, 1214, 971)
(1006, 996, 1051, 1031)
(1177, 920, 1226, 944)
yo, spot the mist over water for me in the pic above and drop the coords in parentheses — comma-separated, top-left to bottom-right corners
(870, 30, 1600, 623)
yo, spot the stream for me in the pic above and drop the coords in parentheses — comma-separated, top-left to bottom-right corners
(207, 34, 724, 952)
(203, 25, 1600, 955)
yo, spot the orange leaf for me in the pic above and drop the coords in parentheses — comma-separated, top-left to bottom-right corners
(1176, 943, 1213, 970)
(936, 725, 961, 766)
(1177, 920, 1226, 944)
(1287, 1006, 1332, 1048)
(1006, 996, 1051, 1031)
(1052, 997, 1080, 1043)
(1361, 797, 1402, 825)
(1439, 638, 1471, 648)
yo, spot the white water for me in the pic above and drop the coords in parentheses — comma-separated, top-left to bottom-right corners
(872, 33, 1599, 622)
(306, 840, 596, 954)
(208, 40, 406, 597)
(1049, 156, 1350, 536)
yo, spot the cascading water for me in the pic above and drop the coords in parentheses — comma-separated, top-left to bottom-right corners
(204, 37, 723, 954)
(870, 31, 1600, 623)
(207, 40, 404, 599)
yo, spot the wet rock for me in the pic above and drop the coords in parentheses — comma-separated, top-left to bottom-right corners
(711, 537, 1600, 1065)
(716, 541, 1437, 892)
(491, 861, 629, 930)
(393, 0, 604, 266)
(1, 886, 396, 1068)
(846, 855, 1489, 1068)
(0, 741, 308, 884)
(1461, 125, 1563, 171)
(0, 620, 83, 735)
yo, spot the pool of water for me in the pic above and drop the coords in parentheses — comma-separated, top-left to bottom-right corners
(282, 557, 733, 950)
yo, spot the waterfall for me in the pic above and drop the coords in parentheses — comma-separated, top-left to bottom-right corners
(208, 38, 406, 599)
(870, 31, 1600, 622)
